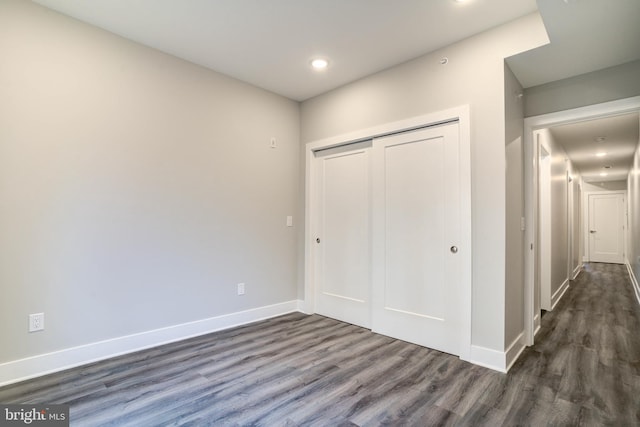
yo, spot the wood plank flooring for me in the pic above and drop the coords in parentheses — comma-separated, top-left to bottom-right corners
(1, 262, 639, 426)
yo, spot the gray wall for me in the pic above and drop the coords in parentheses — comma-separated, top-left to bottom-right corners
(301, 14, 548, 352)
(0, 0, 300, 364)
(571, 178, 582, 275)
(504, 64, 525, 347)
(582, 181, 627, 192)
(524, 60, 640, 118)
(539, 130, 572, 297)
(550, 137, 570, 296)
(629, 139, 640, 286)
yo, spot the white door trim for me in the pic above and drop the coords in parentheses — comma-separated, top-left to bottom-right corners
(304, 105, 472, 362)
(523, 96, 640, 346)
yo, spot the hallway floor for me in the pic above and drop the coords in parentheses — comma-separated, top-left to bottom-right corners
(504, 262, 640, 425)
(1, 263, 639, 425)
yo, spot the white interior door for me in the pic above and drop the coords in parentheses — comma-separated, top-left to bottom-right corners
(371, 123, 461, 356)
(588, 193, 625, 264)
(314, 142, 371, 328)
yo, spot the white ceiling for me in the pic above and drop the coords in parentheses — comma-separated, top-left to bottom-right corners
(549, 113, 639, 183)
(30, 0, 640, 100)
(31, 0, 640, 181)
(32, 0, 542, 101)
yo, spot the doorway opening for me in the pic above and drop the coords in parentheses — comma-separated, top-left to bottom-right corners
(523, 96, 640, 346)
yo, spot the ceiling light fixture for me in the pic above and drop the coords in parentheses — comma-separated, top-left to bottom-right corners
(310, 58, 329, 70)
(599, 172, 608, 177)
(595, 152, 607, 157)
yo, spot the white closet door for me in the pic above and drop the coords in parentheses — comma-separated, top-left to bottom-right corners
(314, 143, 371, 328)
(371, 123, 461, 355)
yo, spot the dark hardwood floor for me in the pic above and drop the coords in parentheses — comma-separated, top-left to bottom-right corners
(1, 262, 639, 426)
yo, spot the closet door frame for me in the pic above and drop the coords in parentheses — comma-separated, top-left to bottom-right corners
(304, 105, 472, 362)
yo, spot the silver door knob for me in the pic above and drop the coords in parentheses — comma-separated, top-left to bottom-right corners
(316, 238, 321, 243)
(450, 246, 458, 254)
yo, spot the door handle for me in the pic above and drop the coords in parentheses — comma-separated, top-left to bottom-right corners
(450, 246, 458, 254)
(590, 230, 596, 234)
(316, 237, 321, 243)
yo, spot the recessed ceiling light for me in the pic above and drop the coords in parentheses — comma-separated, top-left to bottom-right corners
(595, 152, 607, 157)
(310, 58, 329, 70)
(595, 136, 606, 142)
(599, 172, 608, 177)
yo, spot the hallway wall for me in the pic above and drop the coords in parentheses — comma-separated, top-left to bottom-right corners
(570, 177, 582, 277)
(524, 60, 640, 118)
(536, 129, 576, 304)
(583, 181, 627, 192)
(0, 0, 300, 368)
(504, 64, 525, 348)
(628, 139, 640, 296)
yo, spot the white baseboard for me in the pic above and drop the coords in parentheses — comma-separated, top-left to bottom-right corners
(0, 300, 304, 387)
(551, 279, 570, 310)
(571, 264, 582, 280)
(533, 313, 541, 337)
(626, 262, 640, 307)
(505, 332, 526, 372)
(468, 332, 527, 374)
(468, 344, 507, 373)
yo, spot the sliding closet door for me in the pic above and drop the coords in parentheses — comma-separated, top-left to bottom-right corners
(371, 123, 461, 355)
(314, 142, 371, 328)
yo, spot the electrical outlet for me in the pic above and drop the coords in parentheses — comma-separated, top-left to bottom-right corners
(29, 313, 44, 332)
(237, 283, 245, 295)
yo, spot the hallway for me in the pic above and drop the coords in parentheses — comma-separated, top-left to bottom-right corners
(504, 262, 640, 425)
